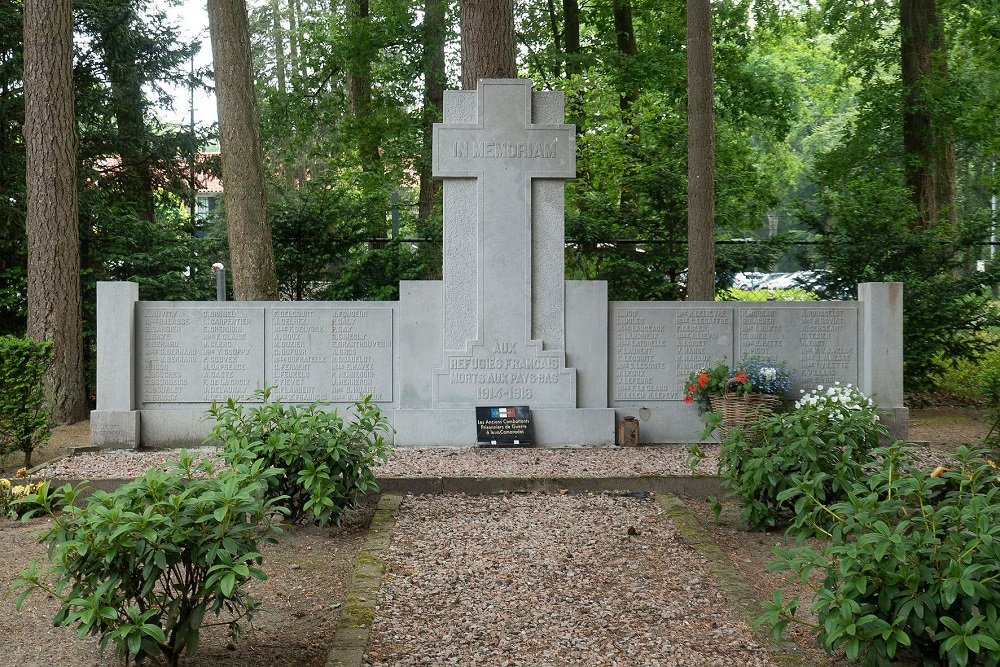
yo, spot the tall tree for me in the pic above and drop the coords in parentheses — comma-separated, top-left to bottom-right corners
(460, 0, 515, 89)
(347, 0, 381, 174)
(686, 0, 715, 301)
(208, 0, 279, 299)
(900, 0, 955, 227)
(23, 0, 88, 422)
(611, 0, 640, 212)
(418, 0, 446, 222)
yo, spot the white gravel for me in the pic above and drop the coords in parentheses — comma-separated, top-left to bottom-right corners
(32, 443, 950, 482)
(366, 493, 776, 667)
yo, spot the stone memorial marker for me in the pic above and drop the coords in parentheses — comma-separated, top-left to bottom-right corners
(432, 80, 576, 408)
(91, 79, 908, 449)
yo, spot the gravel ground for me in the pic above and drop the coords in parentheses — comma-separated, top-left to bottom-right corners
(367, 493, 776, 667)
(31, 442, 955, 482)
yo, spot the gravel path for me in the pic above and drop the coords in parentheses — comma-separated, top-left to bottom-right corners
(366, 493, 776, 667)
(32, 443, 951, 482)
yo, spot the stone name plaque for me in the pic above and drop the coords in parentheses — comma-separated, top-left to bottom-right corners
(268, 307, 393, 403)
(611, 305, 732, 402)
(139, 305, 264, 403)
(735, 305, 858, 393)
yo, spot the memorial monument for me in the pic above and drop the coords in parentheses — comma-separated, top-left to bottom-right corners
(91, 79, 907, 448)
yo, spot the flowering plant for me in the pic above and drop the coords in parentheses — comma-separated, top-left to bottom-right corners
(0, 477, 46, 519)
(684, 357, 791, 410)
(794, 382, 878, 422)
(683, 360, 732, 410)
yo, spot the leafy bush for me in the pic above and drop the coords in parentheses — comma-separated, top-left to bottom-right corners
(761, 445, 1000, 666)
(206, 389, 394, 526)
(0, 335, 53, 467)
(13, 452, 285, 667)
(708, 383, 889, 530)
(718, 287, 818, 301)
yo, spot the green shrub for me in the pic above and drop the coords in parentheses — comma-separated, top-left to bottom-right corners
(709, 383, 889, 531)
(0, 335, 53, 467)
(206, 389, 394, 526)
(717, 287, 818, 301)
(13, 452, 285, 666)
(761, 444, 1000, 666)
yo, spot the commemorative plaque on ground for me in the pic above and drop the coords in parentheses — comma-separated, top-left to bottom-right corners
(476, 406, 533, 446)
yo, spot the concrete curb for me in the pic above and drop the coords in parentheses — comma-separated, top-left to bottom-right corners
(324, 493, 403, 667)
(655, 494, 806, 666)
(34, 475, 724, 500)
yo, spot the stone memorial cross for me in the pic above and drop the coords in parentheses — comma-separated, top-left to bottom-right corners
(432, 79, 575, 352)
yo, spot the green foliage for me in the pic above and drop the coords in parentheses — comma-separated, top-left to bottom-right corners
(0, 335, 53, 468)
(761, 445, 1000, 667)
(12, 453, 285, 667)
(717, 287, 818, 301)
(207, 389, 394, 526)
(713, 383, 889, 531)
(799, 173, 1000, 389)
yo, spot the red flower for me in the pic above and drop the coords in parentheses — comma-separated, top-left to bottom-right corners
(734, 371, 748, 384)
(697, 372, 709, 389)
(689, 383, 698, 393)
(684, 395, 693, 404)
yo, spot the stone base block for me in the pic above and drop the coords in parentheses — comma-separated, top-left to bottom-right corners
(393, 408, 615, 447)
(884, 406, 909, 441)
(90, 410, 139, 449)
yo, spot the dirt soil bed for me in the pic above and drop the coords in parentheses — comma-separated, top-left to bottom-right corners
(0, 500, 375, 667)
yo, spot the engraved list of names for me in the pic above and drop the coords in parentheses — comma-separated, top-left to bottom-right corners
(612, 307, 732, 402)
(736, 306, 858, 392)
(140, 306, 263, 403)
(269, 308, 393, 403)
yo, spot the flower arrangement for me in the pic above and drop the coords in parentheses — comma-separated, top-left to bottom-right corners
(684, 357, 792, 411)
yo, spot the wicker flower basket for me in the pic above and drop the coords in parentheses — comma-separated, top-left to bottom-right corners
(709, 392, 780, 440)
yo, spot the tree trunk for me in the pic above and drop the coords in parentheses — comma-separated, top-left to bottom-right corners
(901, 0, 955, 228)
(287, 0, 299, 82)
(347, 0, 381, 174)
(100, 7, 156, 224)
(270, 0, 287, 94)
(460, 0, 515, 89)
(546, 0, 562, 79)
(23, 0, 88, 423)
(686, 0, 715, 301)
(563, 0, 581, 77)
(612, 0, 640, 213)
(418, 0, 446, 222)
(208, 0, 279, 300)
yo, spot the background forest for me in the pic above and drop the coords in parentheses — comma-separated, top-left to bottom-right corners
(1, 0, 999, 403)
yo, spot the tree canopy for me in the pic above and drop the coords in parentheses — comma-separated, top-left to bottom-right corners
(1, 0, 999, 397)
